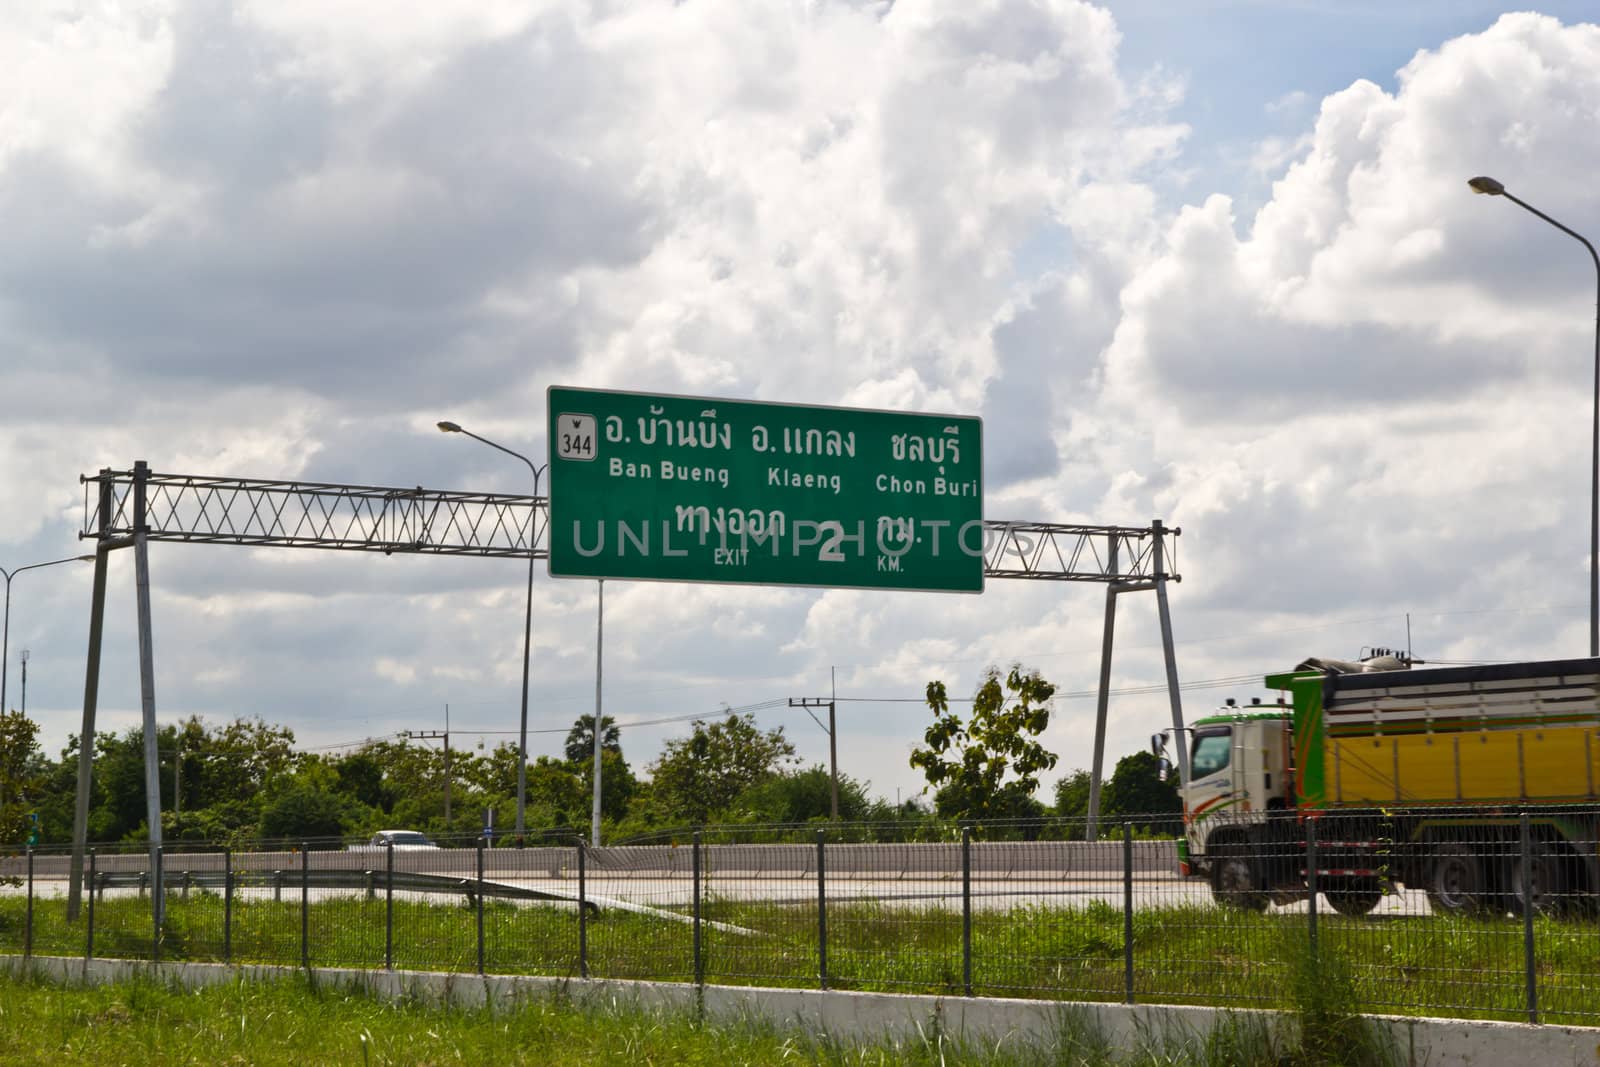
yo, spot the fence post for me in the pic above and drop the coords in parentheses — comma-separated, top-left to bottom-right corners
(1307, 817, 1319, 957)
(85, 848, 97, 962)
(817, 828, 828, 991)
(385, 840, 394, 971)
(1521, 811, 1537, 1024)
(223, 848, 233, 965)
(577, 839, 588, 979)
(300, 842, 310, 970)
(961, 824, 973, 998)
(692, 831, 703, 988)
(24, 847, 34, 962)
(1122, 823, 1134, 1004)
(476, 838, 486, 975)
(153, 844, 163, 965)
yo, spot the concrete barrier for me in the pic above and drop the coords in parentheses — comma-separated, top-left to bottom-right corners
(4, 954, 1595, 1067)
(4, 839, 1179, 883)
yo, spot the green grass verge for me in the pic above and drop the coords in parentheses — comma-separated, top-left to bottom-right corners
(0, 968, 1390, 1067)
(3, 890, 1596, 1026)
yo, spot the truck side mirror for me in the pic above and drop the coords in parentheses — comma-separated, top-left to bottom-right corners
(1151, 732, 1165, 757)
(1157, 757, 1173, 783)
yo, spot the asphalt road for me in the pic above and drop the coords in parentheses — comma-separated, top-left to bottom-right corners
(8, 870, 1433, 917)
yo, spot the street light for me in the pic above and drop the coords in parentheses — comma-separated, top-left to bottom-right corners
(2, 555, 94, 713)
(1469, 176, 1600, 656)
(437, 420, 546, 838)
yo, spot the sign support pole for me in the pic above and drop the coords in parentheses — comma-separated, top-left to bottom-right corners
(1153, 520, 1189, 788)
(67, 472, 115, 922)
(1087, 539, 1120, 842)
(133, 461, 165, 928)
(591, 579, 604, 847)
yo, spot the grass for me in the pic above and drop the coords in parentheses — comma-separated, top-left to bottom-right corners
(2, 887, 1596, 1027)
(0, 968, 1371, 1067)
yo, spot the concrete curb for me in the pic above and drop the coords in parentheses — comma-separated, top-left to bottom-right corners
(4, 955, 1598, 1066)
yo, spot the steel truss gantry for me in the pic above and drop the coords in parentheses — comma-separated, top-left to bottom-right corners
(66, 463, 1185, 918)
(78, 467, 1174, 583)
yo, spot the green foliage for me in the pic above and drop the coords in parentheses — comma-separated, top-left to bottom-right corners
(258, 777, 359, 842)
(647, 712, 797, 825)
(910, 666, 1058, 827)
(1103, 751, 1180, 820)
(332, 751, 391, 811)
(521, 756, 587, 828)
(190, 717, 299, 811)
(11, 696, 1173, 847)
(1053, 768, 1091, 820)
(0, 709, 41, 846)
(577, 747, 637, 823)
(732, 764, 875, 823)
(1283, 932, 1402, 1067)
(1052, 754, 1182, 837)
(564, 714, 622, 764)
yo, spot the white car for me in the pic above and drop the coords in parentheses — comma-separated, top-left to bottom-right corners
(358, 829, 439, 850)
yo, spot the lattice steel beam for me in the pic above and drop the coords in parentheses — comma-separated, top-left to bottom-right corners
(79, 468, 546, 559)
(79, 467, 1177, 582)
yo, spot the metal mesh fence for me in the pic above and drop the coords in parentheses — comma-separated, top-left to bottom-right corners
(6, 808, 1600, 1025)
(585, 830, 698, 983)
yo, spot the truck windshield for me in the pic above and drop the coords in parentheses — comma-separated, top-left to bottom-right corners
(1190, 728, 1232, 779)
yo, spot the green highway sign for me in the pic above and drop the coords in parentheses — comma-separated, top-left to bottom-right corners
(547, 387, 983, 592)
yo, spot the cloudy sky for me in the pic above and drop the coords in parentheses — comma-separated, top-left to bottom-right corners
(4, 1, 1600, 812)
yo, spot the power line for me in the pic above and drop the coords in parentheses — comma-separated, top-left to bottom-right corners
(448, 699, 790, 737)
(824, 672, 1267, 704)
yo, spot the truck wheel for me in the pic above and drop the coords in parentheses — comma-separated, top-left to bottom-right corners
(1508, 839, 1562, 916)
(1211, 845, 1267, 912)
(1325, 885, 1382, 917)
(1427, 842, 1487, 915)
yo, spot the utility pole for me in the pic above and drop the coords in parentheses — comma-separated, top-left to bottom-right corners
(409, 705, 451, 826)
(17, 649, 26, 715)
(591, 580, 604, 847)
(789, 692, 839, 821)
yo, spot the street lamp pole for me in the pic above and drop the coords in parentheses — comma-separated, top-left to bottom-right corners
(1469, 176, 1600, 656)
(438, 421, 546, 838)
(2, 555, 93, 713)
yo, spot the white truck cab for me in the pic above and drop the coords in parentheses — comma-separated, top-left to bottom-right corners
(1163, 700, 1292, 881)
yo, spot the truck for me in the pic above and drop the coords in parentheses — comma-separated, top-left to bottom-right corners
(1157, 652, 1600, 916)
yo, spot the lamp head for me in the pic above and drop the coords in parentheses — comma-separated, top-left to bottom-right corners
(1468, 176, 1506, 196)
(437, 421, 463, 433)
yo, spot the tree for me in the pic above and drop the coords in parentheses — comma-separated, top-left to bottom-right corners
(332, 751, 392, 811)
(0, 711, 41, 846)
(194, 718, 299, 810)
(909, 666, 1058, 828)
(1053, 769, 1092, 821)
(564, 715, 622, 764)
(1102, 751, 1181, 829)
(648, 713, 796, 825)
(258, 778, 354, 843)
(733, 765, 873, 824)
(523, 756, 587, 828)
(1051, 754, 1181, 837)
(89, 728, 155, 841)
(576, 748, 638, 824)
